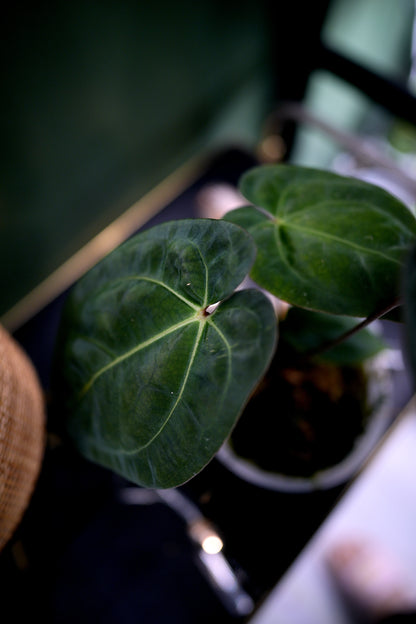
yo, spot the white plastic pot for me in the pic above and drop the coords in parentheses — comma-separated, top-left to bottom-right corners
(217, 353, 394, 493)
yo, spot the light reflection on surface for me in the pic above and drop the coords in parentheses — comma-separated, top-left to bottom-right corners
(202, 534, 224, 555)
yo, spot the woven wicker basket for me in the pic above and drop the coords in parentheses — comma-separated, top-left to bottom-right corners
(0, 324, 45, 550)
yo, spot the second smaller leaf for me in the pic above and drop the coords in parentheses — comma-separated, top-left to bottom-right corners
(225, 165, 416, 317)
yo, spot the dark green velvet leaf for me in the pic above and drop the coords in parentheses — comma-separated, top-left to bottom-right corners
(403, 242, 416, 390)
(55, 219, 277, 488)
(279, 307, 387, 365)
(225, 165, 416, 317)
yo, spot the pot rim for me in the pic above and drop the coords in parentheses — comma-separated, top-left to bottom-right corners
(216, 351, 394, 492)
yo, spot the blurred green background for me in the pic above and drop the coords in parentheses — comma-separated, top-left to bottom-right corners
(0, 1, 273, 318)
(1, 0, 415, 322)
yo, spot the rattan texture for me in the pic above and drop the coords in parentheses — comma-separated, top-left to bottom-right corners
(0, 324, 45, 550)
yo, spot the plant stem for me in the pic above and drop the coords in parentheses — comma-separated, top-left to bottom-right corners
(306, 297, 402, 358)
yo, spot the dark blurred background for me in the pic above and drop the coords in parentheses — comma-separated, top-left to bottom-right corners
(0, 0, 275, 319)
(1, 1, 416, 622)
(2, 0, 415, 324)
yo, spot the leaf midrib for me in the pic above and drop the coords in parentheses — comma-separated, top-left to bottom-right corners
(79, 252, 212, 399)
(137, 315, 233, 454)
(82, 311, 233, 457)
(138, 318, 206, 452)
(281, 220, 403, 265)
(250, 210, 403, 266)
(79, 315, 199, 398)
(117, 275, 201, 310)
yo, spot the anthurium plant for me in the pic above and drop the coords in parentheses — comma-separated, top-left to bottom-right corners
(54, 164, 416, 489)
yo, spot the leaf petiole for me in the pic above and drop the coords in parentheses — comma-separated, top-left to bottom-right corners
(305, 296, 402, 358)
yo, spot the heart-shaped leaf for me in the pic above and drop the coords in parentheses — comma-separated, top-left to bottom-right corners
(225, 165, 416, 317)
(55, 219, 277, 488)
